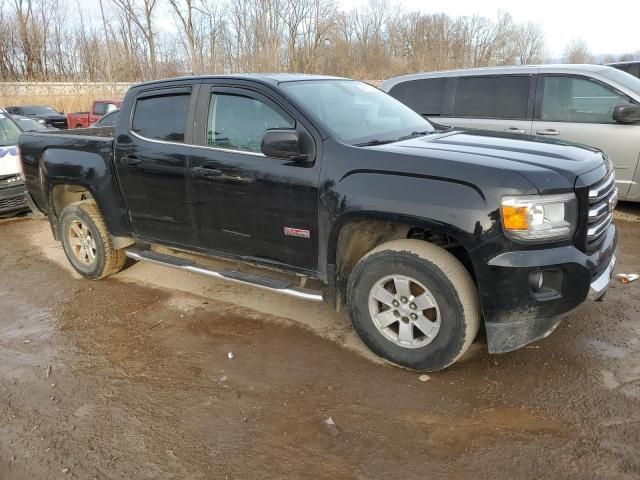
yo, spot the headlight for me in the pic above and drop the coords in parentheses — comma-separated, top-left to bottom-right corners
(501, 193, 577, 241)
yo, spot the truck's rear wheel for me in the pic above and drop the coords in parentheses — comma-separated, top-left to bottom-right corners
(347, 239, 480, 371)
(59, 202, 126, 280)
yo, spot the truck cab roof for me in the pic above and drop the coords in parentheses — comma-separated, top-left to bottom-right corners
(132, 73, 349, 89)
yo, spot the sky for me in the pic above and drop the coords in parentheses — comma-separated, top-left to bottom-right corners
(343, 0, 640, 57)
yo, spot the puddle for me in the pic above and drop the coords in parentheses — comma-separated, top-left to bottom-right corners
(0, 289, 57, 383)
(27, 218, 375, 361)
(589, 340, 627, 359)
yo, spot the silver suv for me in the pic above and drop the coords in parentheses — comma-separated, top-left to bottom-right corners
(383, 65, 640, 202)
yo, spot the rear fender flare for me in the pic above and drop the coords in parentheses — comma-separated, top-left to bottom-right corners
(40, 148, 131, 239)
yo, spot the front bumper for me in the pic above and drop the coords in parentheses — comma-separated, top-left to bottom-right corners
(588, 253, 616, 301)
(477, 224, 617, 354)
(0, 183, 29, 215)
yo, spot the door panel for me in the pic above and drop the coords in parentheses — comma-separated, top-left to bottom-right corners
(114, 86, 198, 245)
(533, 75, 640, 198)
(433, 116, 532, 135)
(532, 120, 640, 197)
(189, 85, 320, 272)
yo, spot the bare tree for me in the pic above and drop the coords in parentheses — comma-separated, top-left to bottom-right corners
(168, 0, 204, 74)
(513, 22, 546, 64)
(564, 38, 594, 64)
(112, 0, 159, 78)
(0, 0, 589, 83)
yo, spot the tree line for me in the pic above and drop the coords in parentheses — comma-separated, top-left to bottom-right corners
(0, 0, 634, 83)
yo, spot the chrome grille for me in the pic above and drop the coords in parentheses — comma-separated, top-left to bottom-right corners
(586, 172, 616, 251)
(0, 174, 21, 187)
(0, 194, 27, 211)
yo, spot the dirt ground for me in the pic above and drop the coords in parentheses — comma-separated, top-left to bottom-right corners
(1, 205, 639, 480)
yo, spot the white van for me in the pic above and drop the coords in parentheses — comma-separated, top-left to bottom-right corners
(383, 65, 640, 202)
(0, 108, 28, 216)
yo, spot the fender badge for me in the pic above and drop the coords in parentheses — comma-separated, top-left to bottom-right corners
(284, 227, 311, 239)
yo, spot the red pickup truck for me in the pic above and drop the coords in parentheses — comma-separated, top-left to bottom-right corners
(67, 99, 122, 129)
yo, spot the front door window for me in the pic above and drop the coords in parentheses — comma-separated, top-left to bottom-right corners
(541, 76, 629, 123)
(207, 93, 293, 154)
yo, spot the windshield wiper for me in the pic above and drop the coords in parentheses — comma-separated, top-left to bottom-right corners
(396, 130, 433, 142)
(354, 138, 397, 147)
(355, 130, 435, 147)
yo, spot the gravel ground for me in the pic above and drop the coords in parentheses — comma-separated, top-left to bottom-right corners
(0, 205, 639, 479)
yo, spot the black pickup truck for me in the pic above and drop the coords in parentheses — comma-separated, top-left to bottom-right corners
(19, 74, 618, 371)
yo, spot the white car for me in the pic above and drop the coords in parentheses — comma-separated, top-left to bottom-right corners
(0, 108, 28, 216)
(383, 65, 640, 202)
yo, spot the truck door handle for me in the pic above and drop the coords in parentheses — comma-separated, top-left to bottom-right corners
(504, 128, 526, 134)
(193, 165, 223, 179)
(536, 129, 560, 136)
(124, 155, 142, 166)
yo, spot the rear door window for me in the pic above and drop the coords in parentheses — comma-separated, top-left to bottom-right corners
(453, 76, 531, 119)
(388, 78, 447, 116)
(132, 91, 191, 143)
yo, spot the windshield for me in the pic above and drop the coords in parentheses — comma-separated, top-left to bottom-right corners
(0, 113, 22, 146)
(601, 67, 640, 94)
(22, 106, 59, 115)
(15, 117, 48, 132)
(281, 80, 434, 145)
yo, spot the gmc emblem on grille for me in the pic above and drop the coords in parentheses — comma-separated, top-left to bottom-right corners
(284, 227, 311, 239)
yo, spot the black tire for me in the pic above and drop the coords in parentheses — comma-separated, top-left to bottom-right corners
(59, 202, 126, 280)
(347, 239, 480, 371)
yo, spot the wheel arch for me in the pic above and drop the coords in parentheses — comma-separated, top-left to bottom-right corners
(46, 182, 133, 249)
(328, 212, 477, 310)
(39, 146, 133, 243)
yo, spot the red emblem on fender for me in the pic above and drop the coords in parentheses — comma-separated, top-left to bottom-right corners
(284, 227, 311, 239)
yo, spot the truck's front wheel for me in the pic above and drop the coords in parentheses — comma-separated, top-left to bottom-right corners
(347, 239, 480, 371)
(59, 202, 126, 280)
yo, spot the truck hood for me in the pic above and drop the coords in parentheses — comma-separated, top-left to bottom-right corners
(371, 129, 606, 191)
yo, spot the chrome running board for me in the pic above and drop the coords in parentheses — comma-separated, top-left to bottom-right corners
(125, 248, 324, 302)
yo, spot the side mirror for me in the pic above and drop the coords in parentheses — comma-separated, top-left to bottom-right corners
(261, 129, 307, 161)
(613, 103, 640, 124)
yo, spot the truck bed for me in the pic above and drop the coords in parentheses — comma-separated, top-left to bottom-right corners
(39, 126, 115, 139)
(19, 128, 116, 215)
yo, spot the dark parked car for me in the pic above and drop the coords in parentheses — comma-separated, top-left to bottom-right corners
(19, 74, 617, 371)
(12, 115, 54, 132)
(607, 60, 640, 79)
(91, 109, 119, 127)
(5, 105, 67, 130)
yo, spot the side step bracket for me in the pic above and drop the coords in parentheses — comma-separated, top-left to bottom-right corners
(126, 248, 324, 302)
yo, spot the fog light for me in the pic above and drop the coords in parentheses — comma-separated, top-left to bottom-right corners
(529, 271, 544, 292)
(529, 269, 563, 300)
